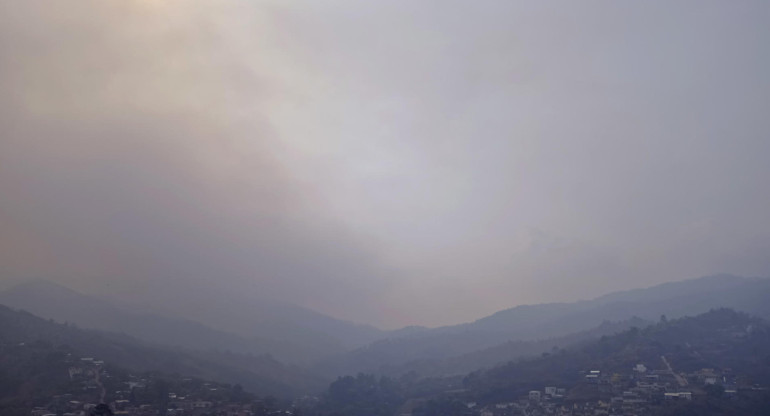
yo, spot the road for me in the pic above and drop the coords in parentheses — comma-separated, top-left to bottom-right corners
(94, 365, 106, 403)
(661, 355, 688, 387)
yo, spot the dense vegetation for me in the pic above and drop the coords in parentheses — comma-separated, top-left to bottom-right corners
(0, 340, 76, 415)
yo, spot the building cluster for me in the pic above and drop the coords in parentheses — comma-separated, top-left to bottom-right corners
(33, 398, 262, 416)
(461, 360, 758, 416)
(30, 399, 100, 416)
(114, 400, 256, 416)
(467, 385, 569, 416)
(27, 353, 285, 416)
(30, 355, 108, 416)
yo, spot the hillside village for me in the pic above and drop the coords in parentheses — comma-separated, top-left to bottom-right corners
(406, 310, 770, 416)
(16, 342, 770, 416)
(458, 363, 767, 416)
(4, 342, 299, 416)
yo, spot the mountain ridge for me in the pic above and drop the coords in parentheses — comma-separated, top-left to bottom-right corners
(0, 280, 358, 364)
(3, 274, 769, 381)
(319, 274, 770, 376)
(0, 303, 328, 397)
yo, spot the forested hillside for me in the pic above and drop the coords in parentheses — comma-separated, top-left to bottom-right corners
(0, 304, 325, 398)
(306, 309, 770, 416)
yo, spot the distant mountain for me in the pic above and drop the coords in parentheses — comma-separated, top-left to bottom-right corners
(319, 317, 652, 378)
(118, 285, 386, 350)
(459, 274, 770, 336)
(7, 275, 769, 382)
(321, 274, 770, 375)
(0, 280, 385, 364)
(397, 317, 652, 377)
(0, 303, 326, 397)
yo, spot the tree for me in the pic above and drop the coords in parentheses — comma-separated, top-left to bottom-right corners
(704, 383, 724, 398)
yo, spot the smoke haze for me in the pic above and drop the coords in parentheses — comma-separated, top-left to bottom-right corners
(1, 1, 769, 328)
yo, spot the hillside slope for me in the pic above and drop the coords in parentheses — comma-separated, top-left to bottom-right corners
(0, 281, 383, 364)
(465, 308, 770, 402)
(323, 275, 770, 375)
(0, 304, 326, 397)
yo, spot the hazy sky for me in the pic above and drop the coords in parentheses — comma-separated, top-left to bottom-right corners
(1, 1, 769, 328)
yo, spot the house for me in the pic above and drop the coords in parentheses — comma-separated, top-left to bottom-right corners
(664, 392, 692, 400)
